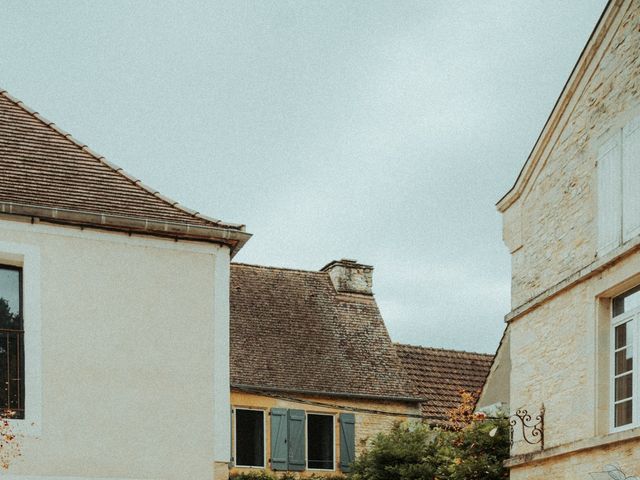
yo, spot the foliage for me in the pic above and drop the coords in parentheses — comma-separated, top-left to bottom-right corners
(0, 297, 20, 328)
(230, 472, 275, 480)
(229, 472, 343, 480)
(447, 390, 479, 431)
(349, 391, 510, 480)
(0, 415, 21, 469)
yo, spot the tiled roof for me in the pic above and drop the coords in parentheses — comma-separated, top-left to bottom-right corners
(230, 263, 419, 402)
(0, 88, 243, 231)
(394, 343, 493, 422)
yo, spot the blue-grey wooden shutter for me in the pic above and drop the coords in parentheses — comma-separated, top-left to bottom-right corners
(340, 413, 356, 472)
(287, 409, 306, 471)
(270, 408, 288, 470)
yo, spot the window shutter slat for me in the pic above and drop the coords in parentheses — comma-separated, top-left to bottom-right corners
(623, 115, 640, 242)
(287, 409, 306, 471)
(598, 132, 622, 255)
(270, 408, 288, 471)
(339, 413, 356, 472)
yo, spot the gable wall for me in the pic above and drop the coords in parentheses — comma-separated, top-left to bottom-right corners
(505, 1, 640, 309)
(504, 2, 640, 477)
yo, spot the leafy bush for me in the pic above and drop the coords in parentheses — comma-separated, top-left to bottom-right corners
(229, 472, 344, 480)
(349, 418, 509, 480)
(230, 472, 276, 480)
(349, 390, 510, 480)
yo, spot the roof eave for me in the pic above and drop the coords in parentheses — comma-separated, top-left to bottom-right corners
(0, 201, 252, 257)
(496, 0, 620, 213)
(231, 384, 425, 404)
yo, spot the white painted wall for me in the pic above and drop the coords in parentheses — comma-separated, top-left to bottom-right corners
(0, 217, 231, 479)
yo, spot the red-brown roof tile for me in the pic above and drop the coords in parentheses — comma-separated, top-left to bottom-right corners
(0, 89, 243, 231)
(394, 343, 493, 422)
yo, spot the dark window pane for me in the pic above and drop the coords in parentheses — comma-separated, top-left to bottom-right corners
(613, 286, 640, 317)
(615, 400, 633, 427)
(0, 268, 21, 330)
(235, 409, 264, 467)
(308, 414, 334, 470)
(616, 348, 633, 375)
(615, 322, 632, 349)
(615, 373, 633, 401)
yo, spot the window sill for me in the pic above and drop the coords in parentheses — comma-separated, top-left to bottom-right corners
(505, 426, 640, 468)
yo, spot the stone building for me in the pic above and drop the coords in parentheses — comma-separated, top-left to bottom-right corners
(228, 259, 494, 476)
(498, 0, 640, 477)
(229, 260, 422, 476)
(0, 87, 250, 479)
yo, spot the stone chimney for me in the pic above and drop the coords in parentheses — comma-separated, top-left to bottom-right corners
(320, 259, 373, 295)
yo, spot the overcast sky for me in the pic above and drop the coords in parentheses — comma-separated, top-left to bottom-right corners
(1, 1, 607, 353)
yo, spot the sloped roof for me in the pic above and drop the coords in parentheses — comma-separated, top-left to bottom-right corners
(394, 343, 493, 422)
(0, 88, 249, 252)
(230, 263, 419, 402)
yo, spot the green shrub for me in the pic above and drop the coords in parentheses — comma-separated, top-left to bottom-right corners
(230, 472, 276, 480)
(350, 418, 509, 480)
(229, 472, 344, 480)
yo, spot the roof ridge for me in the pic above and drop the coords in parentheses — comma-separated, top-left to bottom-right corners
(394, 342, 493, 357)
(231, 262, 326, 275)
(0, 87, 244, 231)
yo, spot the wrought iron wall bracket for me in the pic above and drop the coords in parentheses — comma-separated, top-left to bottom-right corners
(509, 406, 544, 450)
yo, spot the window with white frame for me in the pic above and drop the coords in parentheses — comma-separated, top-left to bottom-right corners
(611, 286, 640, 429)
(598, 114, 640, 255)
(234, 409, 265, 468)
(307, 413, 334, 470)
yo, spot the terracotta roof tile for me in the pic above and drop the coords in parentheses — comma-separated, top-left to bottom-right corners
(394, 343, 493, 422)
(230, 263, 418, 401)
(0, 89, 241, 230)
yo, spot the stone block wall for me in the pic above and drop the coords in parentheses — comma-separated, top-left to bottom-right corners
(505, 2, 640, 308)
(503, 2, 640, 476)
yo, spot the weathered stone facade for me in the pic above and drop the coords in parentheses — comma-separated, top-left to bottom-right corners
(499, 1, 640, 477)
(506, 0, 640, 308)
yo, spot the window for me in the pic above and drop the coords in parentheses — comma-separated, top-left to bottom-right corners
(268, 408, 355, 472)
(234, 409, 265, 468)
(611, 286, 640, 430)
(598, 114, 640, 255)
(307, 414, 334, 470)
(0, 265, 23, 419)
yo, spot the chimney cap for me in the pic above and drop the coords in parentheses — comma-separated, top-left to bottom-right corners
(320, 258, 373, 272)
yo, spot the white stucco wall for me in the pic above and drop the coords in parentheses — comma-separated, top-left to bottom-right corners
(0, 216, 230, 479)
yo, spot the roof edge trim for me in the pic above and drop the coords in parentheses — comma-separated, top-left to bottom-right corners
(231, 383, 424, 403)
(496, 0, 620, 213)
(0, 201, 252, 257)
